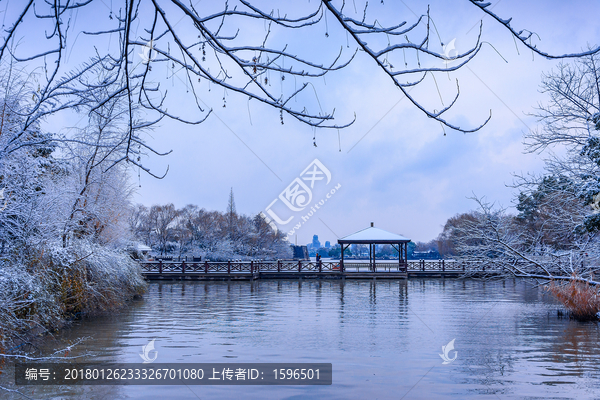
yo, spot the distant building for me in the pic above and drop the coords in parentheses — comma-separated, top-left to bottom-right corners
(291, 245, 309, 260)
(325, 241, 331, 248)
(411, 249, 441, 260)
(311, 234, 321, 249)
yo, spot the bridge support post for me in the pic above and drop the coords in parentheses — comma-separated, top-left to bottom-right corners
(318, 260, 322, 273)
(204, 261, 208, 274)
(250, 260, 254, 274)
(182, 260, 186, 274)
(442, 259, 445, 272)
(298, 260, 302, 272)
(159, 260, 162, 275)
(278, 260, 281, 272)
(228, 260, 231, 274)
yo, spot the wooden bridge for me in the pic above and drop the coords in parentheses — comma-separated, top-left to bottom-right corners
(139, 259, 506, 281)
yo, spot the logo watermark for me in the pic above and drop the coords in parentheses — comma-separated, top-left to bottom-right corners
(442, 38, 458, 66)
(439, 338, 457, 364)
(139, 40, 157, 65)
(264, 159, 341, 238)
(139, 339, 158, 363)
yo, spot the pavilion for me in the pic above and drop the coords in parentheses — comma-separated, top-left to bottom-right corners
(338, 223, 411, 272)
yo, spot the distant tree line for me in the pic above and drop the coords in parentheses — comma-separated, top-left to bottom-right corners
(129, 190, 292, 260)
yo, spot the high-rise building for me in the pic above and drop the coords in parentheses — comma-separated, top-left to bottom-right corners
(312, 234, 321, 249)
(325, 241, 331, 248)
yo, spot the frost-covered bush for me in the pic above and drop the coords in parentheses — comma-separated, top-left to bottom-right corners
(0, 240, 147, 349)
(43, 241, 147, 315)
(0, 241, 146, 350)
(0, 261, 62, 349)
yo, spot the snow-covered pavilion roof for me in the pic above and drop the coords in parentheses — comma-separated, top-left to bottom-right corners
(134, 243, 152, 252)
(338, 225, 410, 244)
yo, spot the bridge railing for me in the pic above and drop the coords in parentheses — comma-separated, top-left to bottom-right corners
(139, 260, 343, 273)
(139, 259, 517, 274)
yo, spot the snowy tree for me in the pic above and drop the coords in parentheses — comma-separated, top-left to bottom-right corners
(447, 195, 600, 319)
(436, 212, 482, 257)
(527, 52, 600, 153)
(58, 70, 141, 248)
(226, 187, 238, 241)
(448, 196, 599, 286)
(0, 65, 146, 363)
(441, 53, 600, 318)
(147, 203, 178, 254)
(128, 203, 149, 242)
(515, 176, 589, 249)
(446, 53, 600, 282)
(172, 204, 197, 256)
(248, 213, 292, 259)
(164, 207, 223, 257)
(524, 52, 600, 230)
(0, 64, 58, 256)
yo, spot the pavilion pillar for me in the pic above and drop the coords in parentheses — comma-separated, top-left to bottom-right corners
(400, 243, 403, 263)
(402, 243, 405, 269)
(373, 244, 376, 273)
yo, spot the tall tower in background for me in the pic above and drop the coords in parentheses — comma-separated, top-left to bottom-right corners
(312, 235, 321, 249)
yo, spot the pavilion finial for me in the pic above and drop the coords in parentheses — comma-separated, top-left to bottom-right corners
(370, 222, 374, 227)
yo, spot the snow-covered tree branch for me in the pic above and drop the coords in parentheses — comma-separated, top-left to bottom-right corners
(0, 0, 598, 168)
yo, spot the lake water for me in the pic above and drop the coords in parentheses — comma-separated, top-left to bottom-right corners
(2, 278, 600, 399)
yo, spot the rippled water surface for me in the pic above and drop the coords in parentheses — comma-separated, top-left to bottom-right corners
(3, 279, 600, 399)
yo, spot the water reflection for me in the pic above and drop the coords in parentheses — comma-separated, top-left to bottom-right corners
(1, 279, 599, 399)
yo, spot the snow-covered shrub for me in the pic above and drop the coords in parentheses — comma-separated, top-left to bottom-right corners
(0, 260, 61, 349)
(41, 241, 147, 316)
(0, 240, 147, 349)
